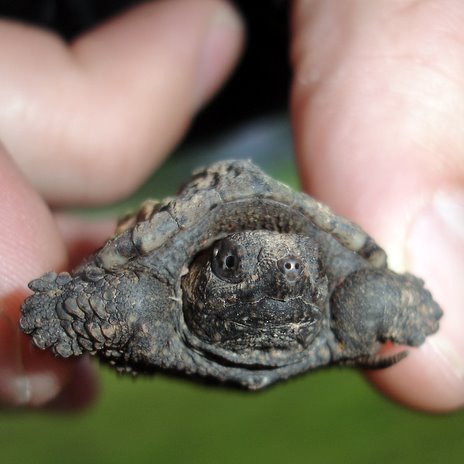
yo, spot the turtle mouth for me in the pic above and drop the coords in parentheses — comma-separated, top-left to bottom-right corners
(183, 295, 323, 361)
(228, 317, 316, 331)
(220, 296, 319, 329)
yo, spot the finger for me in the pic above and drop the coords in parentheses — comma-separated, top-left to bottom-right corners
(0, 0, 244, 205)
(54, 213, 115, 269)
(291, 0, 464, 411)
(0, 144, 97, 408)
(45, 357, 99, 412)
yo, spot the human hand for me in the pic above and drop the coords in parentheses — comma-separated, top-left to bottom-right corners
(291, 0, 464, 411)
(0, 0, 243, 409)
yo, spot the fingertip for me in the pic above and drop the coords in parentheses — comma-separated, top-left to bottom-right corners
(73, 0, 244, 109)
(366, 338, 464, 412)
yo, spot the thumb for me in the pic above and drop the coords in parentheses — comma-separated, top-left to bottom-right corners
(291, 0, 464, 411)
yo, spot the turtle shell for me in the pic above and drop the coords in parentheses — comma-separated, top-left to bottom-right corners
(95, 160, 386, 277)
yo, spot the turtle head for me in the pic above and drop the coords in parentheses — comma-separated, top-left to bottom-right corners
(181, 231, 328, 366)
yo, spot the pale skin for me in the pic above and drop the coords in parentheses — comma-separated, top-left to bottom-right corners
(0, 0, 462, 412)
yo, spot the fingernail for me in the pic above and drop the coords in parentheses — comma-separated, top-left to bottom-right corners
(195, 4, 244, 108)
(10, 372, 62, 407)
(0, 307, 68, 408)
(406, 190, 464, 383)
(0, 310, 30, 406)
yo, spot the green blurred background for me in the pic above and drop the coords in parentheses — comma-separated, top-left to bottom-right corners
(2, 118, 464, 464)
(3, 369, 464, 464)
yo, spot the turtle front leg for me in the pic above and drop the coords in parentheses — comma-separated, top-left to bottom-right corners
(329, 268, 442, 365)
(20, 266, 133, 359)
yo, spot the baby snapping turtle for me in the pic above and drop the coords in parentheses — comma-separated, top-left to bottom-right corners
(20, 160, 442, 389)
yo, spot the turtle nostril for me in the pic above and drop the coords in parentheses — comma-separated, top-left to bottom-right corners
(277, 256, 304, 282)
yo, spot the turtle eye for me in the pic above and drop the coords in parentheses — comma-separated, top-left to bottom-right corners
(212, 239, 244, 283)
